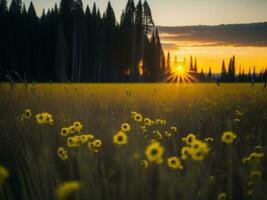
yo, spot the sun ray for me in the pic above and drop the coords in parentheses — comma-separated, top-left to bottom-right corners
(167, 65, 197, 84)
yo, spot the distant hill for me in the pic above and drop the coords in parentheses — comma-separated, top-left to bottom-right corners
(157, 22, 267, 47)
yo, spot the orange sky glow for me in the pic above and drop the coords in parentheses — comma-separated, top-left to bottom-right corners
(161, 40, 267, 74)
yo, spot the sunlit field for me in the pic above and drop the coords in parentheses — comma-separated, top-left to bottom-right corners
(0, 83, 266, 200)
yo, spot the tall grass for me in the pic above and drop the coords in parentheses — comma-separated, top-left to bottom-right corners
(0, 83, 266, 200)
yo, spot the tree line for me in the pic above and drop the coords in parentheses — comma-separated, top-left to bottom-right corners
(0, 0, 166, 82)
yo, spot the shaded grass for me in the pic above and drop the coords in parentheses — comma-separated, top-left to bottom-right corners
(0, 83, 267, 200)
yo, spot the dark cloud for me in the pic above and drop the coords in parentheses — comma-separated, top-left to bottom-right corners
(158, 22, 267, 47)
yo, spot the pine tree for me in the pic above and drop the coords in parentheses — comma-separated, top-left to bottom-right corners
(103, 1, 117, 81)
(190, 56, 193, 71)
(0, 0, 7, 15)
(134, 0, 143, 79)
(194, 57, 197, 72)
(120, 0, 135, 81)
(208, 67, 212, 78)
(0, 0, 8, 78)
(143, 0, 154, 35)
(55, 22, 68, 81)
(9, 0, 22, 14)
(221, 60, 226, 81)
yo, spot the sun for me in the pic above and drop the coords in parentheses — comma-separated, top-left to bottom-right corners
(174, 66, 185, 74)
(167, 65, 196, 83)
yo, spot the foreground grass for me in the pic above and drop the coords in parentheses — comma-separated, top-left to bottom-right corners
(0, 83, 266, 200)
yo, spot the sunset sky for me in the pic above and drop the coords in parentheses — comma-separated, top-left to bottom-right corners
(16, 0, 267, 73)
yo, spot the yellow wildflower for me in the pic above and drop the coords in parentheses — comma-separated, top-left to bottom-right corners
(60, 127, 70, 137)
(140, 160, 149, 169)
(167, 156, 183, 170)
(56, 181, 81, 200)
(57, 147, 68, 160)
(181, 146, 192, 160)
(133, 113, 143, 122)
(153, 130, 163, 141)
(80, 134, 94, 144)
(155, 119, 166, 125)
(92, 139, 102, 148)
(170, 126, 178, 133)
(113, 131, 128, 145)
(249, 152, 264, 161)
(221, 131, 237, 144)
(36, 113, 46, 124)
(164, 131, 172, 138)
(145, 142, 164, 163)
(121, 123, 131, 132)
(24, 109, 32, 119)
(144, 117, 153, 126)
(43, 112, 54, 125)
(182, 133, 197, 145)
(67, 136, 81, 148)
(204, 137, 214, 142)
(191, 149, 205, 161)
(68, 125, 76, 134)
(73, 121, 83, 132)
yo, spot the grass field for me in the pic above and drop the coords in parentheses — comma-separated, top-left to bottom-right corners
(0, 83, 266, 200)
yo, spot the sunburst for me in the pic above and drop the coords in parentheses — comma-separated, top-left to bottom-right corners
(167, 66, 196, 83)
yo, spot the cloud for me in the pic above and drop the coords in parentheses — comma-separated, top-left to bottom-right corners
(158, 22, 267, 47)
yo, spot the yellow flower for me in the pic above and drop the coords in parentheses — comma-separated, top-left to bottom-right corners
(140, 160, 149, 168)
(56, 181, 81, 200)
(204, 137, 214, 142)
(36, 113, 46, 124)
(60, 127, 70, 137)
(80, 134, 95, 144)
(191, 140, 209, 154)
(121, 123, 131, 132)
(191, 149, 205, 161)
(0, 164, 9, 187)
(24, 109, 32, 119)
(167, 156, 183, 170)
(43, 112, 54, 125)
(113, 131, 128, 145)
(155, 119, 166, 125)
(164, 131, 172, 138)
(145, 142, 164, 163)
(182, 133, 197, 145)
(130, 111, 137, 117)
(170, 126, 178, 133)
(221, 131, 237, 144)
(153, 130, 163, 141)
(181, 146, 192, 160)
(68, 125, 76, 134)
(250, 170, 261, 179)
(67, 137, 81, 148)
(133, 113, 143, 122)
(144, 118, 153, 126)
(248, 152, 264, 161)
(73, 121, 83, 132)
(217, 192, 227, 200)
(57, 147, 68, 160)
(92, 139, 102, 148)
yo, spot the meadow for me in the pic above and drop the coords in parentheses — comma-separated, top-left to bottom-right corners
(0, 83, 266, 200)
